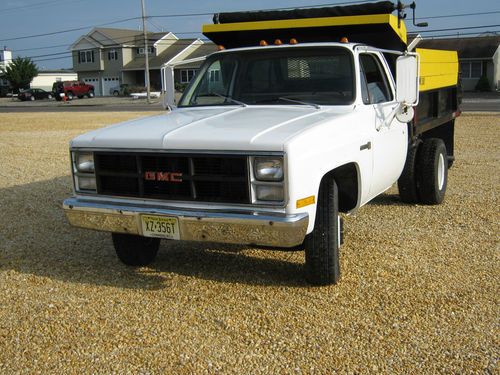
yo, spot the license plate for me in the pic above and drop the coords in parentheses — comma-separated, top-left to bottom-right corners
(141, 215, 180, 240)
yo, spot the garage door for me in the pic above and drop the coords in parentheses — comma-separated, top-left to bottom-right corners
(102, 77, 120, 96)
(83, 78, 101, 96)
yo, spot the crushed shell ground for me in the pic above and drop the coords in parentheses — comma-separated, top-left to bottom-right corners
(0, 112, 498, 373)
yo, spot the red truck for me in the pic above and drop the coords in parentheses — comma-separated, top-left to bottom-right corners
(53, 81, 95, 101)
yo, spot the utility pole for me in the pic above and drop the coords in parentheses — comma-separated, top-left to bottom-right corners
(141, 0, 151, 104)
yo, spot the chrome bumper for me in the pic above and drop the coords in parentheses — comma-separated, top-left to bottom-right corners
(63, 197, 309, 247)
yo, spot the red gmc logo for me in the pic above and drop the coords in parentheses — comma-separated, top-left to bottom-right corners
(144, 171, 183, 182)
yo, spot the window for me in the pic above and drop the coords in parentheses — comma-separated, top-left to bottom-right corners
(180, 69, 197, 83)
(137, 47, 154, 55)
(108, 49, 118, 61)
(79, 50, 95, 64)
(359, 54, 393, 104)
(460, 61, 483, 79)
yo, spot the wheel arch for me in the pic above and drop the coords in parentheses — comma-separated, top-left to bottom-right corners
(318, 162, 360, 214)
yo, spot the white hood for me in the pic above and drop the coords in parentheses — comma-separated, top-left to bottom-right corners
(71, 106, 352, 151)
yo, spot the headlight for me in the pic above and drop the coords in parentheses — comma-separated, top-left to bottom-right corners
(77, 176, 96, 190)
(255, 185, 284, 201)
(76, 152, 94, 173)
(254, 157, 283, 181)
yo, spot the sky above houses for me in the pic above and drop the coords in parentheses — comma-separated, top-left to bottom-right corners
(0, 0, 498, 70)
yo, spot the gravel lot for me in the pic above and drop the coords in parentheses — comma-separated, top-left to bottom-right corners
(0, 112, 498, 373)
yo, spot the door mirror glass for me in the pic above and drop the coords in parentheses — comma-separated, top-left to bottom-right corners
(396, 54, 419, 106)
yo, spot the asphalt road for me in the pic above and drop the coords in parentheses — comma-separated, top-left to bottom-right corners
(0, 97, 497, 112)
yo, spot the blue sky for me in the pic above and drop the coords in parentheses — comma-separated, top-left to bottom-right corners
(0, 0, 498, 70)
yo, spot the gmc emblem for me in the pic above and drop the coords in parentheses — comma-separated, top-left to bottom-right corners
(144, 171, 183, 182)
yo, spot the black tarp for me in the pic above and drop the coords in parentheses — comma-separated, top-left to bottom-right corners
(214, 1, 396, 24)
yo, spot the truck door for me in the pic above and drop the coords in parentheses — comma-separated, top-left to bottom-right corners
(359, 53, 408, 198)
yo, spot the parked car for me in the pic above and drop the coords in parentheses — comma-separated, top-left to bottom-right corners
(52, 81, 94, 101)
(18, 88, 53, 101)
(109, 84, 129, 96)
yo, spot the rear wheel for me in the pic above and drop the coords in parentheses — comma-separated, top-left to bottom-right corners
(113, 90, 119, 97)
(66, 91, 74, 100)
(88, 90, 95, 98)
(30, 96, 35, 101)
(112, 233, 160, 266)
(417, 138, 448, 205)
(304, 177, 341, 285)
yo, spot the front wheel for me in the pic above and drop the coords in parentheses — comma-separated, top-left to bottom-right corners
(304, 177, 341, 285)
(87, 90, 95, 98)
(112, 233, 160, 266)
(417, 138, 448, 205)
(66, 91, 74, 100)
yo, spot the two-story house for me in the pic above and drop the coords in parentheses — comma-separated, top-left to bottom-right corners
(70, 28, 217, 96)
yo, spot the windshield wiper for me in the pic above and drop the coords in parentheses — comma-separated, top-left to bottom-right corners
(211, 92, 247, 107)
(277, 97, 321, 109)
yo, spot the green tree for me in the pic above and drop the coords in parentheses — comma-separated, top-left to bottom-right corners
(4, 57, 39, 92)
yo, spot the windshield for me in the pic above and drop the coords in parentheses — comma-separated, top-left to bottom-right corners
(179, 47, 355, 107)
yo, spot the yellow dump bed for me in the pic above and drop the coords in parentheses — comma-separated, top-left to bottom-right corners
(417, 48, 459, 91)
(203, 2, 459, 92)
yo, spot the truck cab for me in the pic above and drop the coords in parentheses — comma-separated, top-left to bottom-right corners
(64, 1, 459, 285)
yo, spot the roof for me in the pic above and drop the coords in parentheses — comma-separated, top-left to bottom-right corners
(417, 35, 500, 59)
(122, 39, 198, 70)
(75, 28, 172, 49)
(173, 43, 218, 69)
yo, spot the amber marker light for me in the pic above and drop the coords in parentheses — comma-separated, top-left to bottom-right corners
(340, 37, 349, 43)
(259, 40, 269, 46)
(289, 38, 298, 45)
(296, 195, 315, 209)
(217, 45, 225, 51)
(274, 39, 283, 45)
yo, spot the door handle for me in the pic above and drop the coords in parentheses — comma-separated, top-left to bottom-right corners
(360, 142, 371, 151)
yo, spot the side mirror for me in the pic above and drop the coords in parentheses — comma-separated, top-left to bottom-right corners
(162, 65, 176, 110)
(396, 53, 419, 106)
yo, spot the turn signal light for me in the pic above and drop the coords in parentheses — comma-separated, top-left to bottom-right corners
(259, 40, 268, 46)
(217, 45, 225, 51)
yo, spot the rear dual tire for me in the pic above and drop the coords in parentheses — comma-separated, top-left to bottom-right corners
(398, 138, 448, 205)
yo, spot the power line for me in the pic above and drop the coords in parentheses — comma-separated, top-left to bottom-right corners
(0, 1, 375, 42)
(417, 10, 500, 20)
(0, 17, 142, 42)
(412, 24, 500, 33)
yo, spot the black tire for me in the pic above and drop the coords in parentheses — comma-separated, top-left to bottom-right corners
(417, 138, 448, 205)
(113, 90, 119, 97)
(30, 96, 35, 101)
(398, 142, 420, 203)
(66, 91, 74, 100)
(88, 90, 95, 98)
(112, 233, 160, 267)
(47, 94, 53, 100)
(304, 177, 341, 285)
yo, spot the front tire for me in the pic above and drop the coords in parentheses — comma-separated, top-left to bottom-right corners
(112, 233, 160, 266)
(417, 138, 448, 205)
(87, 90, 95, 98)
(304, 177, 341, 285)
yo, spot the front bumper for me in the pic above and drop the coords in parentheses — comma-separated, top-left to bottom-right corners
(63, 197, 309, 247)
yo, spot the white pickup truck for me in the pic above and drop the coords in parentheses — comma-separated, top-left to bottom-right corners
(64, 2, 460, 285)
